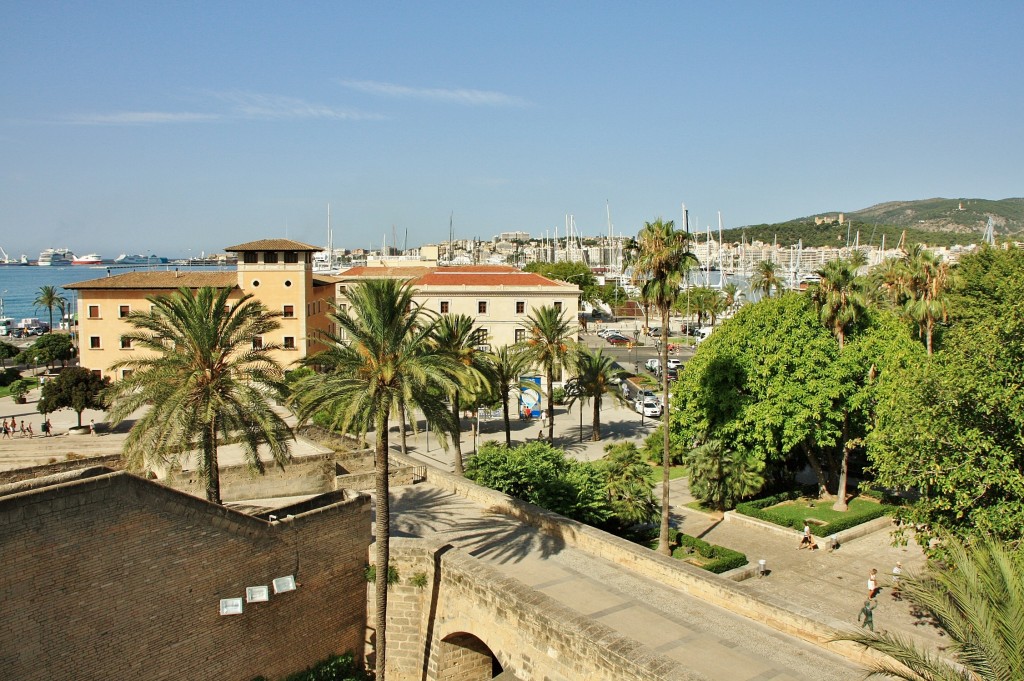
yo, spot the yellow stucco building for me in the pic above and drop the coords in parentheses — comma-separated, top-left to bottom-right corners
(66, 239, 335, 380)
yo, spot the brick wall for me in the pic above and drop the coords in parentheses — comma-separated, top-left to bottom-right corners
(163, 454, 336, 501)
(0, 470, 371, 681)
(0, 454, 125, 485)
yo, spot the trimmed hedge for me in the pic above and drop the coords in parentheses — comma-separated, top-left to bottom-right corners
(643, 528, 748, 574)
(251, 652, 370, 681)
(735, 491, 895, 536)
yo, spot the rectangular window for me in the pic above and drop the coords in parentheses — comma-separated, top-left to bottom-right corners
(264, 251, 278, 264)
(90, 336, 101, 349)
(252, 336, 263, 350)
(121, 369, 133, 379)
(243, 252, 258, 264)
(88, 305, 100, 319)
(91, 370, 102, 378)
(283, 336, 295, 350)
(554, 301, 563, 312)
(284, 252, 299, 264)
(119, 305, 130, 318)
(472, 328, 488, 346)
(120, 337, 131, 349)
(440, 301, 450, 314)
(282, 305, 295, 318)
(477, 301, 488, 314)
(514, 328, 526, 343)
(515, 301, 526, 314)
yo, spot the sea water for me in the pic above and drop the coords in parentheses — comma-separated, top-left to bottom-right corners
(0, 264, 233, 324)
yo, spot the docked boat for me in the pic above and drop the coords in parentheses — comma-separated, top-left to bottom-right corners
(72, 253, 103, 265)
(37, 248, 75, 266)
(0, 247, 28, 266)
(114, 253, 168, 265)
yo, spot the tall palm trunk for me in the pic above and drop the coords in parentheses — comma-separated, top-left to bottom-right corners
(547, 368, 555, 441)
(591, 394, 601, 441)
(450, 390, 464, 475)
(657, 308, 672, 556)
(833, 414, 851, 511)
(502, 394, 512, 446)
(204, 423, 221, 504)
(374, 409, 391, 681)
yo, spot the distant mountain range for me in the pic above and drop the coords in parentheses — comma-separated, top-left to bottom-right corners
(723, 197, 1024, 248)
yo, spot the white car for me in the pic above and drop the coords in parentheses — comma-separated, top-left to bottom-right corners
(645, 358, 661, 373)
(666, 358, 682, 370)
(635, 397, 663, 417)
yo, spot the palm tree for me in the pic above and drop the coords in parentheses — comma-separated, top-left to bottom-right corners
(602, 442, 658, 525)
(751, 260, 784, 299)
(810, 258, 869, 512)
(288, 279, 462, 681)
(840, 537, 1024, 681)
(902, 246, 955, 356)
(722, 282, 740, 313)
(430, 313, 489, 475)
(684, 440, 764, 511)
(564, 347, 616, 441)
(104, 286, 292, 504)
(33, 285, 67, 332)
(811, 258, 868, 350)
(521, 305, 578, 442)
(631, 217, 698, 556)
(483, 344, 534, 446)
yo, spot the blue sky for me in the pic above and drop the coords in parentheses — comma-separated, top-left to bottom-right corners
(2, 1, 1022, 258)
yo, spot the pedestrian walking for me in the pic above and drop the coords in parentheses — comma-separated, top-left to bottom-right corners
(26, 423, 33, 438)
(19, 420, 26, 437)
(42, 419, 51, 437)
(858, 600, 876, 632)
(891, 562, 903, 601)
(90, 418, 97, 435)
(798, 521, 812, 549)
(1, 421, 9, 439)
(868, 568, 879, 599)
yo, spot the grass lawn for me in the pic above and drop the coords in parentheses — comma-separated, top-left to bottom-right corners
(0, 376, 38, 399)
(768, 497, 882, 528)
(647, 464, 687, 485)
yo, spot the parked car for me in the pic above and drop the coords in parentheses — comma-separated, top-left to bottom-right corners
(644, 358, 661, 373)
(605, 334, 630, 346)
(634, 396, 663, 417)
(666, 358, 681, 370)
(647, 327, 661, 337)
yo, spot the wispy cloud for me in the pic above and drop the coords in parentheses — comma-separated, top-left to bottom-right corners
(64, 111, 220, 125)
(338, 79, 530, 107)
(213, 91, 387, 121)
(58, 90, 385, 126)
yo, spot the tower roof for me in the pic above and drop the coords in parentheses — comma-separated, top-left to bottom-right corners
(225, 238, 321, 252)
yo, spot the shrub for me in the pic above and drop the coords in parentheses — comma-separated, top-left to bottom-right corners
(736, 490, 895, 535)
(409, 571, 428, 589)
(364, 564, 399, 586)
(735, 490, 806, 530)
(262, 652, 370, 681)
(639, 527, 748, 574)
(552, 386, 567, 404)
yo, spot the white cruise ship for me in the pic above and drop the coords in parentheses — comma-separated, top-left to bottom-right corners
(114, 253, 168, 265)
(37, 248, 75, 266)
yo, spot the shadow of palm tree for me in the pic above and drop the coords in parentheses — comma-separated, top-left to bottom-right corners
(387, 484, 566, 564)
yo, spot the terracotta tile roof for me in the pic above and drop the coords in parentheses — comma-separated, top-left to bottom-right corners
(336, 264, 571, 289)
(224, 238, 321, 252)
(65, 271, 238, 290)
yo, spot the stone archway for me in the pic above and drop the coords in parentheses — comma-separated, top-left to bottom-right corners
(436, 631, 503, 681)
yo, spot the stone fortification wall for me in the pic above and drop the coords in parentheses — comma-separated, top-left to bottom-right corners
(0, 470, 370, 681)
(0, 453, 124, 485)
(383, 538, 697, 681)
(392, 454, 878, 668)
(163, 453, 336, 501)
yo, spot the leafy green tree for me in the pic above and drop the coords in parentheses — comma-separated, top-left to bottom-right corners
(520, 305, 578, 441)
(19, 333, 74, 369)
(430, 313, 489, 475)
(481, 344, 533, 446)
(868, 247, 1024, 546)
(564, 347, 616, 441)
(684, 439, 764, 511)
(8, 378, 33, 403)
(288, 278, 462, 681)
(840, 537, 1024, 681)
(0, 341, 18, 368)
(465, 441, 611, 525)
(33, 284, 67, 332)
(750, 260, 784, 299)
(672, 294, 923, 501)
(600, 442, 657, 526)
(631, 217, 698, 556)
(104, 287, 292, 504)
(38, 366, 109, 427)
(524, 261, 600, 302)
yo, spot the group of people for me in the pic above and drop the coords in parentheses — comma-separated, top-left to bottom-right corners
(859, 563, 903, 631)
(0, 416, 52, 439)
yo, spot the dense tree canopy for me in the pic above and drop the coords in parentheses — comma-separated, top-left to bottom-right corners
(523, 261, 600, 302)
(671, 293, 923, 504)
(38, 366, 109, 427)
(868, 247, 1024, 546)
(18, 333, 74, 368)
